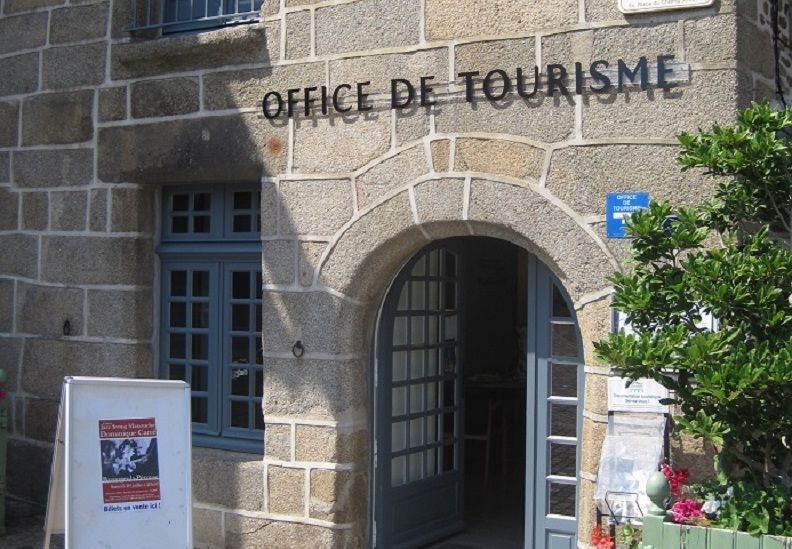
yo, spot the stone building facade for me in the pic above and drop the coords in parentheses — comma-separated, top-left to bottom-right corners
(0, 0, 789, 547)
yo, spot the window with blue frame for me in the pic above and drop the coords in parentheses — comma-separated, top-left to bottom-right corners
(127, 0, 264, 34)
(158, 184, 264, 453)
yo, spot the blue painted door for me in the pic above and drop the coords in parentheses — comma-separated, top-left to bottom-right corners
(376, 245, 464, 549)
(527, 257, 583, 549)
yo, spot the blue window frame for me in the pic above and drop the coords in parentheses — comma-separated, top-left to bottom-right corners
(127, 0, 265, 34)
(158, 184, 263, 453)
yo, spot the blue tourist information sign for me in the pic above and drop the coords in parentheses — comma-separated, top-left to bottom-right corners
(606, 192, 650, 238)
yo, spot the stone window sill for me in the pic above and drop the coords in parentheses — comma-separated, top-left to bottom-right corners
(112, 23, 270, 80)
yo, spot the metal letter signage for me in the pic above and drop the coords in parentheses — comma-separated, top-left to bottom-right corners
(619, 0, 714, 14)
(606, 192, 650, 238)
(261, 54, 691, 119)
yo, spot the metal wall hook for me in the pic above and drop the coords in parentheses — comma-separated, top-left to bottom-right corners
(292, 341, 305, 358)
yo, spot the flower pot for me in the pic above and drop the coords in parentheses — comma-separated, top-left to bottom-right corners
(640, 515, 792, 549)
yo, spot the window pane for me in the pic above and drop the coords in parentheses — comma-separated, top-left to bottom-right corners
(255, 272, 262, 299)
(444, 251, 456, 277)
(191, 334, 208, 360)
(233, 215, 252, 233)
(231, 368, 249, 396)
(550, 443, 577, 477)
(171, 271, 187, 296)
(426, 448, 437, 476)
(254, 408, 264, 430)
(192, 365, 208, 391)
(549, 483, 577, 517)
(409, 452, 424, 482)
(397, 285, 408, 311)
(191, 397, 208, 423)
(427, 348, 438, 376)
(551, 363, 578, 397)
(550, 404, 577, 438)
(392, 456, 406, 487)
(232, 271, 250, 299)
(410, 317, 424, 345)
(232, 304, 249, 331)
(393, 316, 408, 346)
(426, 382, 438, 410)
(232, 337, 249, 364)
(231, 401, 249, 428)
(193, 215, 210, 233)
(192, 271, 209, 297)
(193, 193, 211, 211)
(411, 255, 426, 276)
(551, 324, 578, 357)
(409, 418, 423, 448)
(191, 302, 209, 329)
(171, 216, 188, 233)
(170, 302, 186, 328)
(255, 369, 263, 397)
(392, 387, 407, 417)
(255, 338, 263, 364)
(428, 282, 439, 311)
(410, 281, 425, 310)
(172, 194, 189, 211)
(233, 191, 252, 209)
(169, 333, 186, 359)
(392, 351, 408, 382)
(552, 284, 572, 318)
(169, 363, 185, 381)
(428, 250, 439, 276)
(410, 384, 424, 413)
(410, 350, 424, 380)
(392, 421, 406, 452)
(426, 413, 438, 442)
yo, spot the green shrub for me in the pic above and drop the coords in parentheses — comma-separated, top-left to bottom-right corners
(594, 103, 792, 535)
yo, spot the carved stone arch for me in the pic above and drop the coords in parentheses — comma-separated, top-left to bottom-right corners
(318, 175, 617, 308)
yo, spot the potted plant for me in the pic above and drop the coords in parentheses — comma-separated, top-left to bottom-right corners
(594, 103, 792, 545)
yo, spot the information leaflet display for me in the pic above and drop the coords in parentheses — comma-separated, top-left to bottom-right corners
(44, 377, 192, 549)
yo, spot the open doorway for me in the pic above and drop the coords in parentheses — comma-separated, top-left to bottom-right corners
(429, 238, 528, 548)
(374, 237, 582, 549)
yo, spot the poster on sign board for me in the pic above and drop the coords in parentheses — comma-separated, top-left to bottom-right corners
(44, 377, 192, 549)
(99, 417, 161, 510)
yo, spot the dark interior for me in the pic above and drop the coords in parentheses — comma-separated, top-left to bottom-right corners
(429, 239, 528, 549)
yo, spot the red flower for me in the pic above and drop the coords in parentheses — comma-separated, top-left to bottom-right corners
(590, 525, 614, 549)
(661, 462, 690, 498)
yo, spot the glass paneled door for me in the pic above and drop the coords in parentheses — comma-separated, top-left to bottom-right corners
(376, 245, 464, 549)
(526, 255, 583, 549)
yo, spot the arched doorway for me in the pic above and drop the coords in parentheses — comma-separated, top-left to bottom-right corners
(374, 237, 584, 549)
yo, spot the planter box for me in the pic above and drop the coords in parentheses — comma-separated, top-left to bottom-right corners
(641, 515, 791, 548)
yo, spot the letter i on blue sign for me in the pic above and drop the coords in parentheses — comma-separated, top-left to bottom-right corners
(605, 192, 649, 238)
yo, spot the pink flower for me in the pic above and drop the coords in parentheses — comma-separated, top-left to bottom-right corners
(0, 390, 6, 401)
(671, 498, 703, 523)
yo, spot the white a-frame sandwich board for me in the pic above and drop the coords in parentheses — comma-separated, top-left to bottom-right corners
(44, 377, 192, 549)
